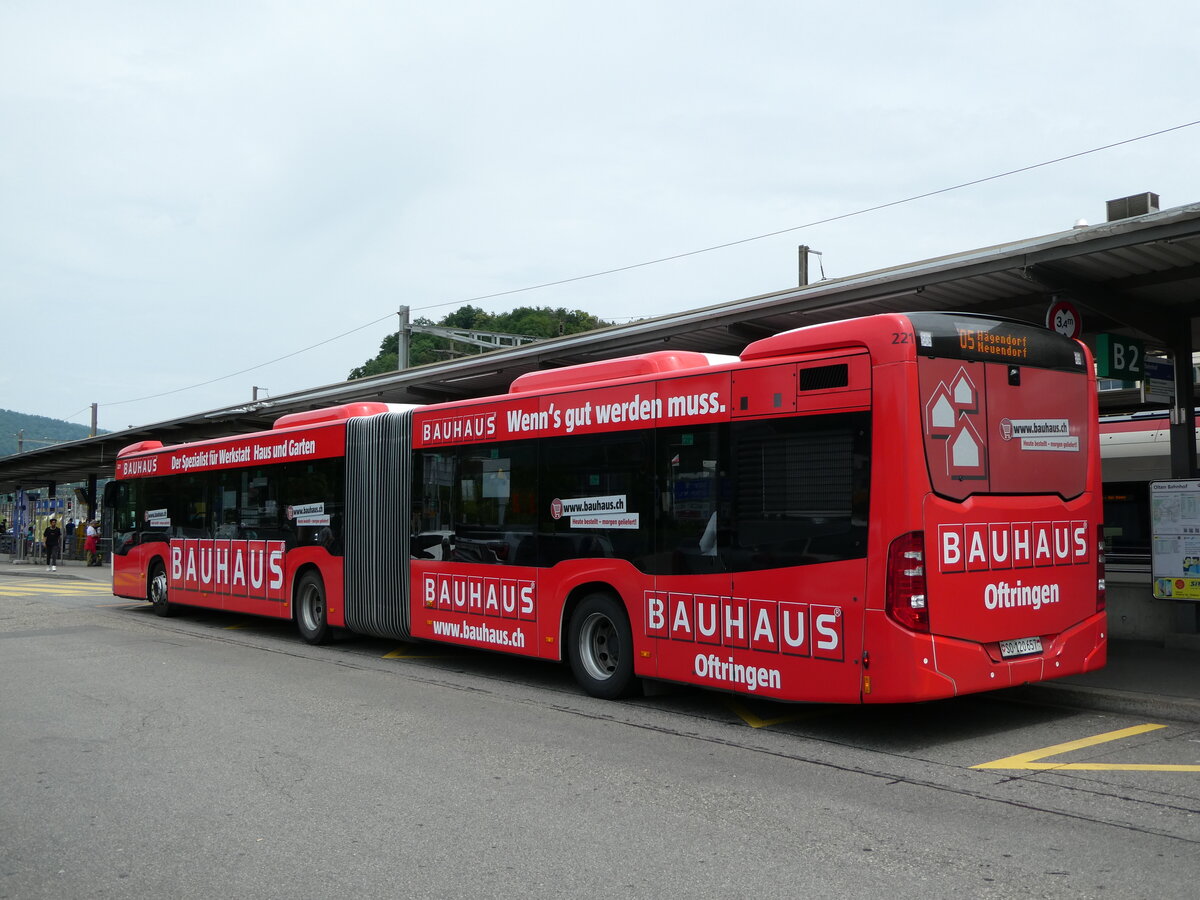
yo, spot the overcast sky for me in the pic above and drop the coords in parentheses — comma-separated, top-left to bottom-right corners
(2, 1, 1198, 434)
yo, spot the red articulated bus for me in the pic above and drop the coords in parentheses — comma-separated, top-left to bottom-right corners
(107, 312, 1107, 703)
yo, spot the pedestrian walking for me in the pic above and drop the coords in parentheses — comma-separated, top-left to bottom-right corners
(85, 520, 100, 566)
(43, 518, 62, 571)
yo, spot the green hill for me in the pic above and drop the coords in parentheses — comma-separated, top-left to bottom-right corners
(0, 409, 105, 458)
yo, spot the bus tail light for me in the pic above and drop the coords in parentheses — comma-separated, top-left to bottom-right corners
(887, 531, 929, 633)
(1096, 525, 1106, 613)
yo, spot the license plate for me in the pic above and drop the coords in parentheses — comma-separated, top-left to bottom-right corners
(999, 636, 1043, 658)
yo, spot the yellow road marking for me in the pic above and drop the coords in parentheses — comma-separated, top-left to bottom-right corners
(0, 581, 110, 588)
(974, 723, 1200, 772)
(382, 647, 462, 659)
(0, 585, 114, 596)
(725, 699, 818, 729)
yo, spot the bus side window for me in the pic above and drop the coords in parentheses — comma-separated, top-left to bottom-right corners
(413, 452, 457, 560)
(539, 431, 651, 569)
(728, 412, 870, 570)
(654, 424, 725, 575)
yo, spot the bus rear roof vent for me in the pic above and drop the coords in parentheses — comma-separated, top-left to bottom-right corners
(800, 364, 849, 391)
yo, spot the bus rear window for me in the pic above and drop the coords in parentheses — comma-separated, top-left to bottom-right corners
(919, 356, 1091, 500)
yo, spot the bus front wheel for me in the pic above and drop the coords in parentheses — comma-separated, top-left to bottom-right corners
(149, 561, 172, 617)
(567, 592, 638, 700)
(295, 572, 331, 645)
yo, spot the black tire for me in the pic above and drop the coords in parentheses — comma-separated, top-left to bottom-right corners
(567, 592, 638, 700)
(295, 571, 331, 645)
(148, 561, 173, 617)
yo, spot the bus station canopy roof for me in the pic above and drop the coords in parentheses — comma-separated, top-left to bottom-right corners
(4, 198, 1200, 494)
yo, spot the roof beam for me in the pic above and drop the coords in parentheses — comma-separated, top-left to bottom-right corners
(1023, 262, 1180, 342)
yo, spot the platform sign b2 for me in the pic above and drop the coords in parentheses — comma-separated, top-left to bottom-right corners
(1095, 333, 1144, 380)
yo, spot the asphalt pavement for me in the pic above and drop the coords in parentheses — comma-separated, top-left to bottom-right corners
(5, 555, 1199, 722)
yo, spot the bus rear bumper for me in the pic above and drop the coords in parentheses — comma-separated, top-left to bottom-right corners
(863, 612, 1107, 703)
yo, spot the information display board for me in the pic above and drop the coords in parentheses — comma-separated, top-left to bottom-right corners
(1150, 479, 1200, 600)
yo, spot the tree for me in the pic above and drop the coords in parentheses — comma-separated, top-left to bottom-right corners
(0, 409, 104, 458)
(348, 306, 615, 379)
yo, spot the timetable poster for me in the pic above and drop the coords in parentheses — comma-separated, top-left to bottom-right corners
(1150, 480, 1200, 600)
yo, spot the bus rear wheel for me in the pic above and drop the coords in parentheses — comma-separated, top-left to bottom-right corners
(296, 572, 331, 645)
(567, 592, 638, 700)
(148, 561, 172, 617)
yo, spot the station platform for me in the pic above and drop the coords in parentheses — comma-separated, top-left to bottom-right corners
(1005, 635, 1200, 723)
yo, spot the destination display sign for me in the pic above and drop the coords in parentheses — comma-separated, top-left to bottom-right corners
(907, 313, 1087, 372)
